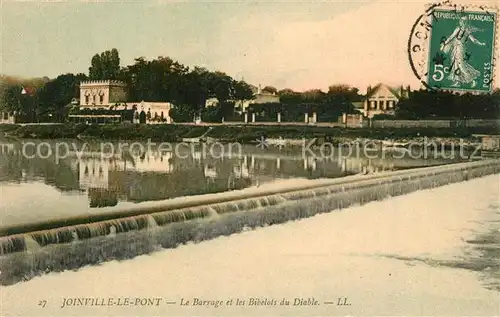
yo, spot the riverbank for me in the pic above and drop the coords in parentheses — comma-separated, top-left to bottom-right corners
(1, 123, 498, 144)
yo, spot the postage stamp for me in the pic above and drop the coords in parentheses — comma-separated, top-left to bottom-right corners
(408, 2, 499, 93)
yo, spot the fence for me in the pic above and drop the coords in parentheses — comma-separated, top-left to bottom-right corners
(371, 119, 500, 129)
(371, 120, 451, 128)
(466, 119, 500, 128)
(220, 119, 500, 129)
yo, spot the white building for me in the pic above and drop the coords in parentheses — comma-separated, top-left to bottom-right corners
(206, 85, 280, 115)
(133, 101, 173, 124)
(204, 164, 218, 179)
(75, 80, 173, 124)
(236, 86, 280, 114)
(363, 84, 410, 118)
(0, 142, 15, 155)
(129, 151, 174, 173)
(79, 80, 127, 108)
(0, 111, 15, 124)
(79, 158, 110, 189)
(233, 156, 250, 178)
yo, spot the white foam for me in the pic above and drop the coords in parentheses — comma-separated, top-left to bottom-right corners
(1, 174, 499, 316)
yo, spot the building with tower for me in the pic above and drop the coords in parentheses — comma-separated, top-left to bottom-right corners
(69, 80, 173, 124)
(79, 80, 127, 107)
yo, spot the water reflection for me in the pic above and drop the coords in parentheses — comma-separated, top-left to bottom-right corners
(0, 139, 465, 209)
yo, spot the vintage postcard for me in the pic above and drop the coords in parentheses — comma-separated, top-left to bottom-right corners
(0, 0, 499, 316)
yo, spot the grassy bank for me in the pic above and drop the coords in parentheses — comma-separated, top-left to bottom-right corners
(1, 123, 499, 142)
(0, 124, 23, 134)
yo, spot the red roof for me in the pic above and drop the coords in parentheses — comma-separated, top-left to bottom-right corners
(22, 86, 37, 96)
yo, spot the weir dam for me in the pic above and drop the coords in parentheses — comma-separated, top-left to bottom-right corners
(0, 159, 499, 285)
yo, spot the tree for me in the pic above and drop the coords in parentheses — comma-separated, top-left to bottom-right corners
(248, 102, 283, 122)
(184, 66, 209, 105)
(110, 48, 120, 79)
(2, 84, 37, 122)
(89, 54, 102, 80)
(279, 88, 302, 105)
(100, 51, 111, 79)
(219, 101, 236, 121)
(262, 85, 278, 94)
(391, 89, 500, 119)
(0, 76, 49, 117)
(122, 56, 189, 103)
(327, 85, 361, 102)
(169, 105, 195, 123)
(208, 71, 233, 103)
(395, 98, 424, 119)
(233, 80, 254, 101)
(302, 89, 326, 104)
(37, 73, 88, 122)
(88, 49, 121, 80)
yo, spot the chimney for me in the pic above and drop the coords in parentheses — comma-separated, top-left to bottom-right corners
(258, 84, 262, 94)
(367, 86, 372, 95)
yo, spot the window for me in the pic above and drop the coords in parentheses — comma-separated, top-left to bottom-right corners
(93, 96, 97, 104)
(85, 95, 89, 104)
(370, 101, 376, 109)
(3, 112, 8, 120)
(379, 101, 384, 109)
(99, 95, 104, 104)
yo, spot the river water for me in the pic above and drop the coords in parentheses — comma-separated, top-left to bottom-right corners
(0, 138, 467, 228)
(0, 170, 498, 316)
(0, 137, 498, 316)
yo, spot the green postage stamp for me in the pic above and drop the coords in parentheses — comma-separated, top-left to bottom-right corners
(426, 7, 497, 93)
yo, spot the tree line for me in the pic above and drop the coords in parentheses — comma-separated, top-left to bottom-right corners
(0, 49, 255, 122)
(1, 48, 499, 123)
(395, 89, 500, 120)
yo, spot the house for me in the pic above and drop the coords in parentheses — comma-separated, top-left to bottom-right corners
(236, 85, 280, 114)
(79, 80, 127, 107)
(252, 85, 280, 104)
(70, 80, 173, 124)
(0, 85, 37, 124)
(133, 101, 173, 124)
(472, 134, 500, 158)
(206, 85, 280, 115)
(363, 84, 410, 118)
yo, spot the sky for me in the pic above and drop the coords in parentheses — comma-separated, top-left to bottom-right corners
(1, 0, 499, 92)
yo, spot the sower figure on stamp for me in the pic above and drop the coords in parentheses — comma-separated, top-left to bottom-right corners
(440, 16, 486, 88)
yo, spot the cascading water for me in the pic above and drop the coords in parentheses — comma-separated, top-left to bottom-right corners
(0, 160, 499, 285)
(146, 215, 158, 228)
